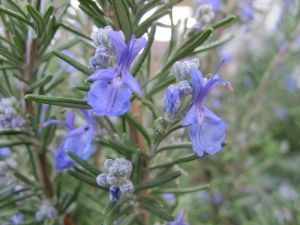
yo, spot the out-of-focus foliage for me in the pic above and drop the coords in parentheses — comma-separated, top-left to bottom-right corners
(0, 0, 300, 225)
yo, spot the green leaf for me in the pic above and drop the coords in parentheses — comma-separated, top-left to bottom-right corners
(67, 151, 102, 176)
(140, 201, 174, 221)
(136, 9, 170, 37)
(40, 116, 57, 154)
(9, 167, 36, 186)
(103, 197, 131, 225)
(0, 187, 30, 202)
(153, 184, 210, 194)
(60, 22, 92, 41)
(156, 143, 192, 153)
(0, 46, 22, 64)
(73, 84, 90, 92)
(118, 213, 137, 225)
(25, 94, 91, 109)
(39, 16, 58, 55)
(135, 0, 162, 23)
(146, 76, 175, 98)
(4, 0, 28, 18)
(174, 28, 213, 62)
(97, 138, 147, 157)
(26, 4, 45, 37)
(133, 93, 159, 118)
(52, 50, 92, 75)
(0, 193, 38, 209)
(78, 0, 107, 26)
(212, 15, 236, 30)
(150, 153, 198, 170)
(43, 5, 54, 23)
(44, 76, 65, 93)
(192, 35, 234, 55)
(0, 6, 32, 26)
(111, 0, 132, 40)
(61, 183, 82, 212)
(0, 141, 32, 148)
(0, 129, 32, 136)
(67, 170, 102, 188)
(124, 112, 152, 146)
(28, 75, 53, 92)
(131, 23, 157, 76)
(135, 171, 181, 192)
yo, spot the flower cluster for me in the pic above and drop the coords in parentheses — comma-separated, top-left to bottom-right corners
(195, 4, 215, 25)
(164, 59, 232, 156)
(96, 158, 134, 201)
(164, 59, 199, 117)
(42, 110, 96, 170)
(0, 97, 25, 129)
(89, 26, 118, 70)
(1, 214, 24, 225)
(168, 211, 189, 225)
(87, 28, 147, 116)
(35, 200, 57, 221)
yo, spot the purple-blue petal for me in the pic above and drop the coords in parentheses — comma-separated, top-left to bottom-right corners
(55, 141, 73, 170)
(88, 68, 116, 81)
(0, 147, 11, 158)
(65, 111, 75, 130)
(88, 80, 132, 116)
(108, 31, 126, 64)
(189, 67, 205, 101)
(182, 105, 197, 126)
(189, 107, 226, 156)
(169, 211, 189, 225)
(164, 85, 180, 117)
(127, 36, 147, 66)
(195, 0, 220, 11)
(41, 119, 66, 127)
(123, 72, 142, 95)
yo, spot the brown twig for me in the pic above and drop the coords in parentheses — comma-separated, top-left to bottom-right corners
(129, 100, 149, 224)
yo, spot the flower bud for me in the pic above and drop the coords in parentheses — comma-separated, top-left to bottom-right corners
(178, 80, 193, 97)
(92, 26, 113, 47)
(109, 158, 133, 178)
(172, 58, 200, 81)
(109, 186, 121, 201)
(153, 117, 168, 137)
(106, 174, 120, 186)
(119, 180, 134, 194)
(163, 84, 180, 117)
(96, 173, 110, 187)
(104, 159, 114, 169)
(196, 4, 215, 25)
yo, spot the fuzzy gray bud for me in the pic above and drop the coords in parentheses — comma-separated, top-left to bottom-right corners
(92, 26, 113, 47)
(172, 58, 200, 81)
(119, 180, 134, 194)
(196, 4, 215, 25)
(104, 159, 114, 169)
(96, 173, 110, 187)
(178, 80, 193, 97)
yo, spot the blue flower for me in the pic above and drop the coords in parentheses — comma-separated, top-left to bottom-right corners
(42, 110, 96, 170)
(195, 0, 220, 11)
(2, 214, 24, 225)
(182, 61, 232, 156)
(241, 2, 254, 21)
(164, 84, 180, 117)
(169, 211, 189, 225)
(0, 147, 11, 158)
(87, 31, 147, 116)
(284, 75, 298, 93)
